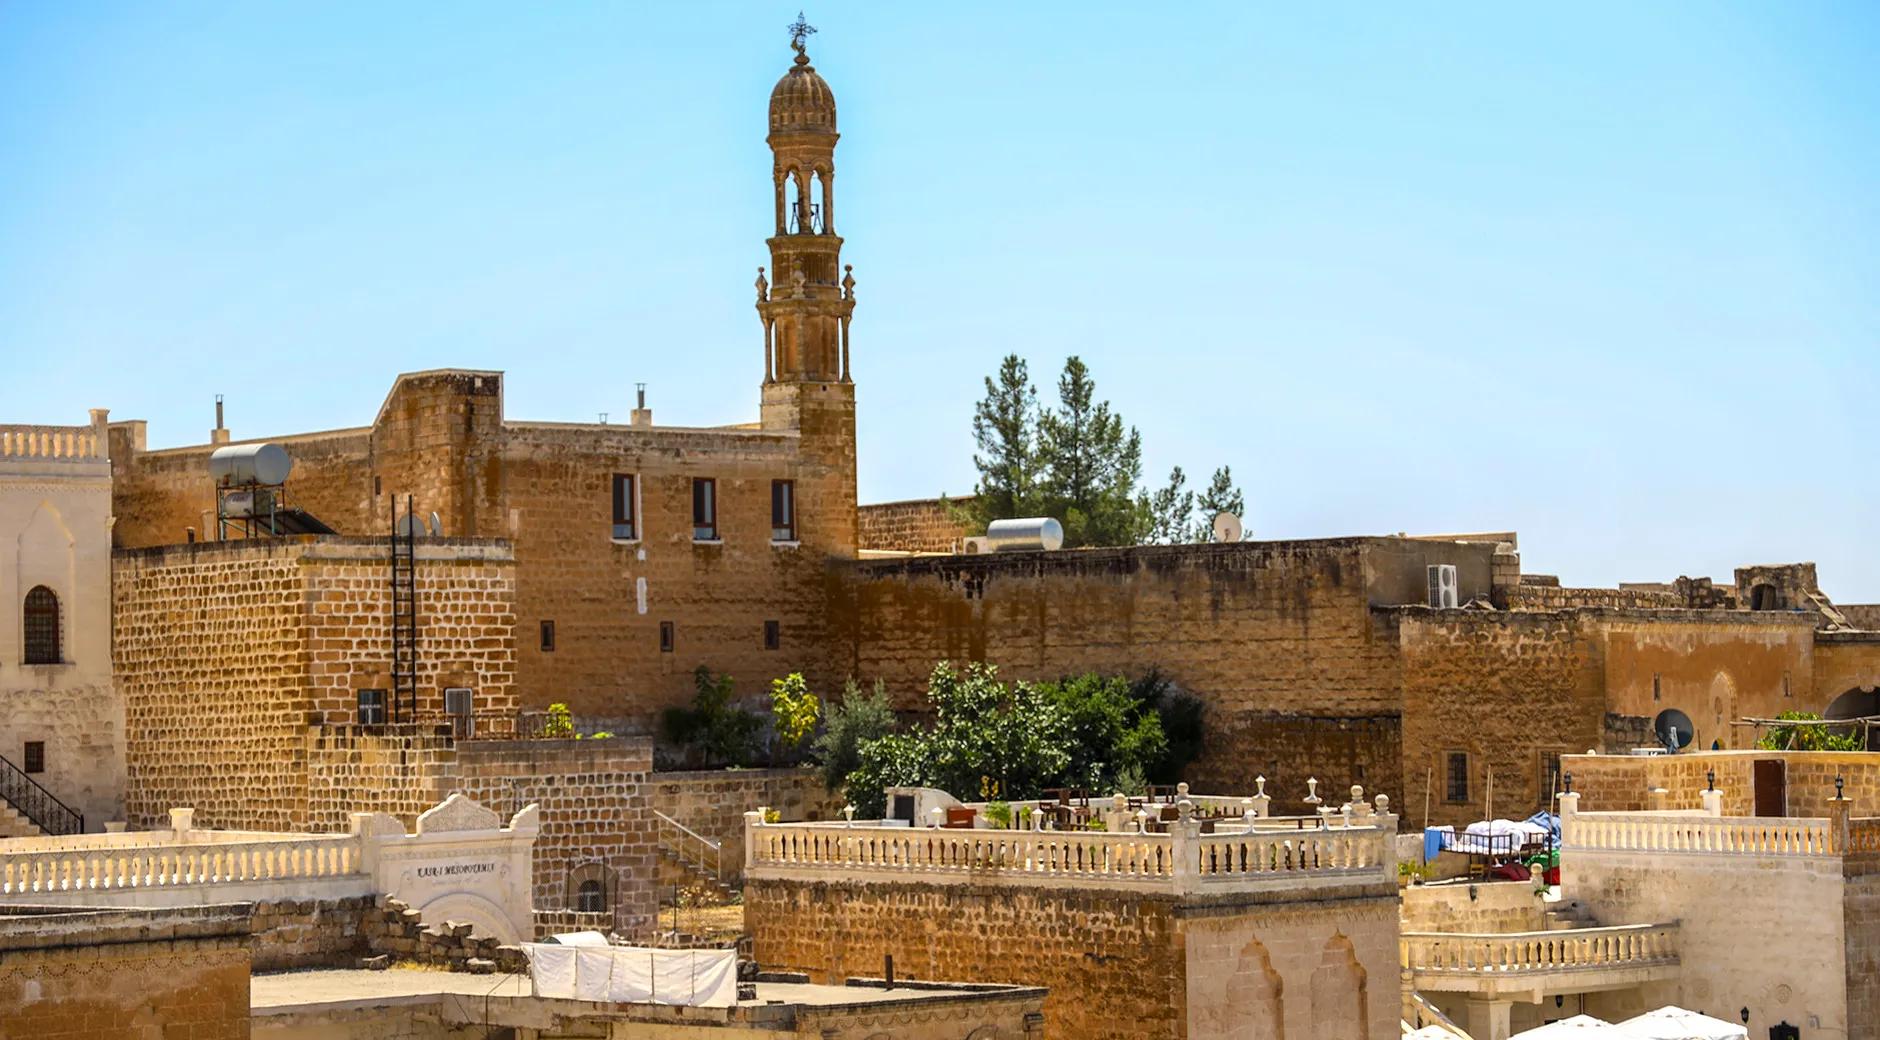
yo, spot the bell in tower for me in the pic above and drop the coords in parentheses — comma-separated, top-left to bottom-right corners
(758, 13, 855, 389)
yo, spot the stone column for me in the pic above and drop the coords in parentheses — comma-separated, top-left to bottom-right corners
(1464, 997, 1513, 1040)
(744, 810, 765, 874)
(1700, 787, 1723, 817)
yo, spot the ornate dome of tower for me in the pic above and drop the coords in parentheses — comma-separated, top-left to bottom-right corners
(770, 53, 836, 133)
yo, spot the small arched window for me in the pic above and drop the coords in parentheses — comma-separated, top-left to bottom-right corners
(23, 586, 60, 665)
(576, 879, 606, 913)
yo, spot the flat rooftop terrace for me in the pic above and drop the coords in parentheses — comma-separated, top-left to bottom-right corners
(252, 969, 1043, 1030)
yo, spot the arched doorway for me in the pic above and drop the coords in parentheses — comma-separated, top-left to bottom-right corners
(1824, 687, 1880, 749)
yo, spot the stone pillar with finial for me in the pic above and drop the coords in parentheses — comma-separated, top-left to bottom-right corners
(1250, 776, 1271, 819)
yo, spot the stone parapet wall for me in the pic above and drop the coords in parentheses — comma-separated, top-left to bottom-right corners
(1564, 750, 1880, 817)
(1400, 878, 1550, 933)
(305, 726, 461, 833)
(857, 497, 971, 553)
(0, 905, 253, 1040)
(1505, 584, 1683, 611)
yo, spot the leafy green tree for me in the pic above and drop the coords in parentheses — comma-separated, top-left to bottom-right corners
(1194, 466, 1245, 541)
(919, 662, 1071, 800)
(1038, 673, 1169, 792)
(1132, 669, 1205, 782)
(1147, 465, 1194, 545)
(845, 731, 933, 819)
(1756, 710, 1861, 751)
(812, 679, 897, 792)
(1036, 357, 1147, 546)
(660, 666, 764, 768)
(769, 673, 821, 762)
(961, 354, 1041, 534)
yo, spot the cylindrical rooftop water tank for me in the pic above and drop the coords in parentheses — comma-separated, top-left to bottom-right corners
(209, 443, 292, 487)
(985, 517, 1065, 552)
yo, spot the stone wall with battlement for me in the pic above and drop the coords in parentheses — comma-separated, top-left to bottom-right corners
(857, 496, 972, 553)
(112, 537, 517, 831)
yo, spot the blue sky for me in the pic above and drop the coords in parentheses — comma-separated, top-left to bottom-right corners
(3, 4, 1876, 596)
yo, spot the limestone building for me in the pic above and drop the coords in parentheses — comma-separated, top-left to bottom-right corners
(0, 412, 123, 834)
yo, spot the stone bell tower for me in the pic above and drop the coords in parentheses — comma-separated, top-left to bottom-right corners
(757, 15, 858, 553)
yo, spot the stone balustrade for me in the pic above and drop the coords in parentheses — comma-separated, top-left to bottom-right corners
(0, 834, 361, 896)
(1567, 811, 1838, 856)
(1402, 923, 1679, 978)
(0, 423, 105, 461)
(744, 816, 1395, 895)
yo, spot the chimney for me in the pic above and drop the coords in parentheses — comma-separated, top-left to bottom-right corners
(210, 394, 231, 445)
(630, 383, 653, 427)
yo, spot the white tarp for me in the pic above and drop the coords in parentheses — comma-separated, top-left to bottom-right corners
(1616, 1007, 1749, 1040)
(522, 943, 738, 1007)
(1511, 1015, 1633, 1040)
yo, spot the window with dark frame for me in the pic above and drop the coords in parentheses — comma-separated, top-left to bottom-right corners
(612, 473, 637, 540)
(771, 480, 796, 541)
(22, 586, 60, 665)
(1539, 750, 1563, 807)
(764, 620, 780, 650)
(1652, 673, 1661, 701)
(357, 689, 388, 726)
(22, 742, 44, 775)
(1445, 751, 1470, 803)
(659, 621, 674, 653)
(540, 620, 556, 652)
(692, 477, 718, 540)
(576, 879, 606, 913)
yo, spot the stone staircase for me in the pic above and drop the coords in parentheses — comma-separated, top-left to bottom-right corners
(1543, 900, 1599, 930)
(0, 798, 44, 839)
(653, 810, 736, 902)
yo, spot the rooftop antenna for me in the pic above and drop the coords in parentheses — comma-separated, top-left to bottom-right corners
(1652, 708, 1694, 754)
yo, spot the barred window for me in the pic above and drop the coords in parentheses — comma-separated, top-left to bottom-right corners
(23, 586, 60, 665)
(1445, 751, 1470, 804)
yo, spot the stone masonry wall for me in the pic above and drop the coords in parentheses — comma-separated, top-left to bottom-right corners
(304, 726, 462, 833)
(0, 912, 251, 1040)
(857, 496, 972, 552)
(1847, 874, 1880, 1040)
(1397, 611, 1606, 829)
(113, 537, 517, 831)
(1563, 750, 1880, 817)
(1505, 585, 1682, 610)
(651, 767, 845, 884)
(457, 737, 658, 940)
(830, 539, 1497, 805)
(748, 878, 1184, 1040)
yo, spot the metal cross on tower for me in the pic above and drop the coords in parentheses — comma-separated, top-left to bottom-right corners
(788, 12, 816, 55)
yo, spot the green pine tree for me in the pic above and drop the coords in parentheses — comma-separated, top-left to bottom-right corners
(1036, 357, 1147, 547)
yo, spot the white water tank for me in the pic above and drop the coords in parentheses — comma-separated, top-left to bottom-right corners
(209, 443, 292, 487)
(984, 517, 1065, 552)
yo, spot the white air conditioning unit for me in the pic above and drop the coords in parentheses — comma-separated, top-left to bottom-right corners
(1427, 564, 1459, 608)
(960, 537, 989, 555)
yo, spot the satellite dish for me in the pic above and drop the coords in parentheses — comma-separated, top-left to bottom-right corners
(1211, 512, 1243, 543)
(396, 513, 423, 539)
(1653, 708, 1694, 753)
(429, 512, 443, 538)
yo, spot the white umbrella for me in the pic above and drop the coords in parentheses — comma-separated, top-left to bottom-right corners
(1616, 1006, 1748, 1040)
(1511, 1015, 1631, 1040)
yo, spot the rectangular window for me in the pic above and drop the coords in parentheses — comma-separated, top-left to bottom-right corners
(443, 687, 475, 739)
(357, 689, 387, 726)
(611, 474, 637, 540)
(659, 621, 675, 653)
(1538, 750, 1563, 806)
(22, 742, 44, 775)
(1652, 673, 1661, 701)
(764, 620, 781, 650)
(1783, 671, 1792, 697)
(771, 480, 796, 541)
(540, 620, 556, 652)
(692, 478, 717, 540)
(1445, 751, 1470, 804)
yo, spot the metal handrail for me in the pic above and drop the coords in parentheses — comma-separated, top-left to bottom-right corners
(0, 754, 83, 836)
(653, 810, 723, 881)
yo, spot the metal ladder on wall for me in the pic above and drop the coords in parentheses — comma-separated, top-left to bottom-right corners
(389, 494, 419, 722)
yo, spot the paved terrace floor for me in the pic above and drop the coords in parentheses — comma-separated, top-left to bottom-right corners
(253, 968, 1001, 1016)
